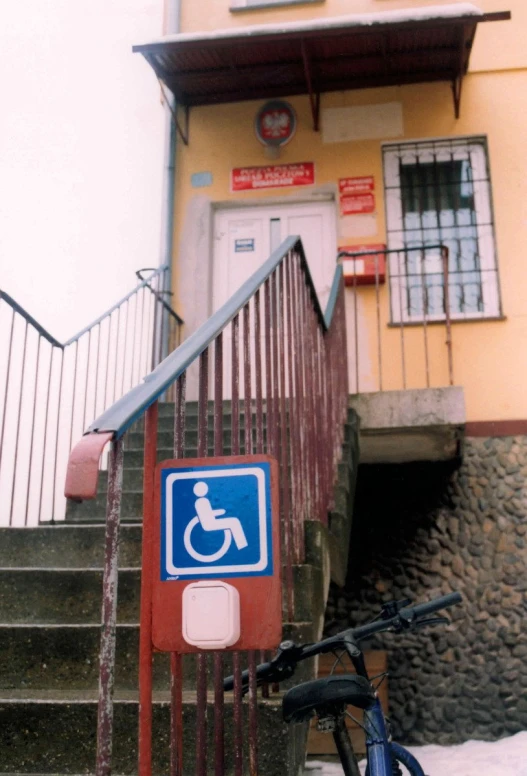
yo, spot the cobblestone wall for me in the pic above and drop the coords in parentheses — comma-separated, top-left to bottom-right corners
(325, 436, 527, 745)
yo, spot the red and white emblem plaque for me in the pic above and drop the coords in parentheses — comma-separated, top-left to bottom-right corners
(255, 100, 296, 148)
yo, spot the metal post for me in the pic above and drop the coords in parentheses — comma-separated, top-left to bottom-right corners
(95, 438, 124, 776)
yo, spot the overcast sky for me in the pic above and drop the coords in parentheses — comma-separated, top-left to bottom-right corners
(1, 0, 166, 340)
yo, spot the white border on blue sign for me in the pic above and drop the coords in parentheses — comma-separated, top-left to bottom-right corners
(164, 467, 269, 576)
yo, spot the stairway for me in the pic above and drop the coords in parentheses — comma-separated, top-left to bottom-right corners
(0, 405, 359, 775)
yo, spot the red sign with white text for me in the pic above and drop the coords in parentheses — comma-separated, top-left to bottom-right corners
(340, 193, 376, 215)
(339, 176, 375, 195)
(339, 243, 386, 286)
(232, 162, 315, 192)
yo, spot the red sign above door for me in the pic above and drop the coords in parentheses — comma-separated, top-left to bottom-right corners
(232, 162, 315, 192)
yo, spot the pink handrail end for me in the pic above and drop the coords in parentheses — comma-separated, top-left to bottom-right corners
(65, 431, 114, 501)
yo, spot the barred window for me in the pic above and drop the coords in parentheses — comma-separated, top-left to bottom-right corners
(383, 138, 501, 323)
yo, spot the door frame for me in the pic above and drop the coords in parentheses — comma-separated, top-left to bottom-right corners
(176, 192, 338, 342)
(210, 193, 338, 311)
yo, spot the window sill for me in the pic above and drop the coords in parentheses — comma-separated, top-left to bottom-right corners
(388, 316, 507, 328)
(230, 0, 325, 13)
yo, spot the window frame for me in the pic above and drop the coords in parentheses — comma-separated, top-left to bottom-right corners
(230, 0, 325, 11)
(383, 136, 502, 324)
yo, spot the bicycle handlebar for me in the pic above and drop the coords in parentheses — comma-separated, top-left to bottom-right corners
(404, 592, 461, 621)
(223, 592, 462, 691)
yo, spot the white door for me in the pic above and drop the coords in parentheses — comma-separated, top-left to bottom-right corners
(212, 201, 337, 403)
(213, 201, 337, 312)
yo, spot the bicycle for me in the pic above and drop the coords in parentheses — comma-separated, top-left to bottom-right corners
(224, 591, 462, 776)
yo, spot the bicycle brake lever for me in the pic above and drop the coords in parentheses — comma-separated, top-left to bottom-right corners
(380, 599, 412, 620)
(412, 616, 450, 629)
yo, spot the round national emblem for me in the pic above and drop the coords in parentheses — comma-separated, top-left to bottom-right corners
(255, 100, 296, 148)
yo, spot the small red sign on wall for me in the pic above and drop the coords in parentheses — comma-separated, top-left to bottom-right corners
(339, 176, 376, 215)
(232, 162, 315, 192)
(340, 193, 376, 215)
(339, 176, 375, 195)
(339, 244, 386, 287)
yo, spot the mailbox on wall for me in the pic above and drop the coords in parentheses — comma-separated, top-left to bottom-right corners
(339, 244, 386, 287)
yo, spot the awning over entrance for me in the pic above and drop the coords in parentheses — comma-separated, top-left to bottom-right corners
(133, 3, 510, 132)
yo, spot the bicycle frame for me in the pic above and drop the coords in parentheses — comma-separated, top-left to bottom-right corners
(330, 697, 425, 776)
(336, 643, 426, 776)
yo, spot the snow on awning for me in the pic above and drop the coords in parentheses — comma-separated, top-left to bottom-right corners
(133, 4, 510, 135)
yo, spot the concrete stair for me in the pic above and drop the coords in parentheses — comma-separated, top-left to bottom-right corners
(0, 405, 359, 775)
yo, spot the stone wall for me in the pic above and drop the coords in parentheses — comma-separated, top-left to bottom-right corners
(324, 436, 527, 745)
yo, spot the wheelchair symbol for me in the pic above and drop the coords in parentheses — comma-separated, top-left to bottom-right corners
(183, 481, 248, 564)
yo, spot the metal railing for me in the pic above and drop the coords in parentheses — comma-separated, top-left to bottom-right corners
(339, 244, 454, 393)
(0, 265, 183, 527)
(65, 236, 349, 776)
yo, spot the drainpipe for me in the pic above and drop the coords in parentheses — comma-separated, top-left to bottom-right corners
(159, 0, 181, 360)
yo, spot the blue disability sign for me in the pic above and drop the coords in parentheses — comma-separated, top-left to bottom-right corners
(161, 462, 273, 581)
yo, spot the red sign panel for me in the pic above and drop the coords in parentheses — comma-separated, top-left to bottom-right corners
(232, 162, 315, 192)
(151, 455, 282, 653)
(340, 193, 376, 215)
(339, 243, 386, 286)
(339, 176, 375, 195)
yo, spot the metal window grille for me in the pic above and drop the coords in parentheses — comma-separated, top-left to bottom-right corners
(383, 137, 501, 322)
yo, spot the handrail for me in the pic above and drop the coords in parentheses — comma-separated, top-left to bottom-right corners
(0, 265, 184, 525)
(324, 261, 344, 330)
(63, 265, 173, 346)
(135, 267, 184, 326)
(0, 266, 174, 350)
(0, 290, 63, 348)
(338, 242, 454, 391)
(65, 233, 350, 774)
(85, 236, 338, 440)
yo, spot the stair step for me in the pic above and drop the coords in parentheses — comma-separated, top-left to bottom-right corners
(0, 690, 291, 776)
(0, 623, 314, 694)
(0, 625, 172, 692)
(0, 526, 142, 569)
(0, 569, 140, 624)
(137, 414, 260, 433)
(125, 429, 255, 451)
(65, 491, 143, 522)
(125, 418, 266, 450)
(121, 445, 251, 468)
(98, 468, 145, 491)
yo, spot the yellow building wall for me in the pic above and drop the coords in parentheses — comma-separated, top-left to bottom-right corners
(170, 4, 527, 424)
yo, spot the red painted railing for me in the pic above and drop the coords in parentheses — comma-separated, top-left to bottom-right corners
(65, 237, 348, 776)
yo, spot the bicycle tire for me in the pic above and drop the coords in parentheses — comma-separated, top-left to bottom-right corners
(364, 742, 425, 776)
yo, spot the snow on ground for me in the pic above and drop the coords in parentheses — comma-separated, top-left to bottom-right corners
(304, 731, 527, 776)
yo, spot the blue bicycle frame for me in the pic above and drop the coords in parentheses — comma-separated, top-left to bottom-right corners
(363, 697, 425, 776)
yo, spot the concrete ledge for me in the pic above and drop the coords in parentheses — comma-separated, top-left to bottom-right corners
(349, 387, 465, 464)
(349, 387, 465, 429)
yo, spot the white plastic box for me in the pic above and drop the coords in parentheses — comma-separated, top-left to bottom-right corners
(182, 580, 241, 649)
